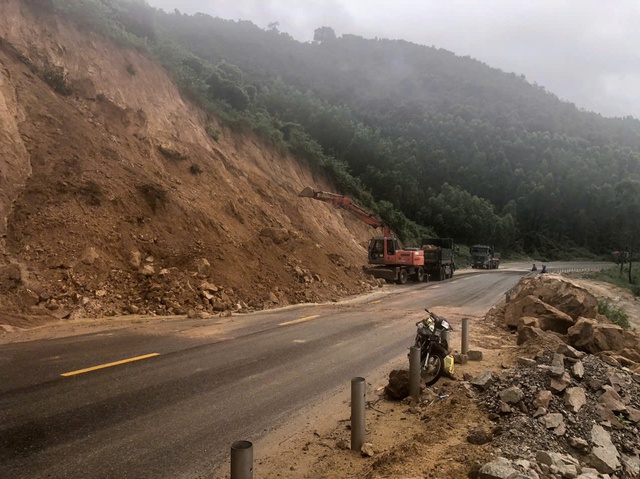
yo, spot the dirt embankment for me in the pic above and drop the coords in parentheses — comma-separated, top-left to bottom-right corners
(0, 0, 379, 330)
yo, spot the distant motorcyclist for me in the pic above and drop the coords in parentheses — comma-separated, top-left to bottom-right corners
(541, 265, 547, 274)
(531, 263, 537, 271)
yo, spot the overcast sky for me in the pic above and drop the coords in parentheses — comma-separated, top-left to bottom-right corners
(148, 0, 640, 119)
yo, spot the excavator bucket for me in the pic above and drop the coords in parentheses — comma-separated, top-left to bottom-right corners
(298, 186, 316, 198)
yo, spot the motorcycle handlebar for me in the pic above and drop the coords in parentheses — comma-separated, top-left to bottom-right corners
(423, 308, 453, 331)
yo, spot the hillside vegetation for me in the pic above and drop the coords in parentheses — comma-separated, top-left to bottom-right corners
(43, 0, 640, 260)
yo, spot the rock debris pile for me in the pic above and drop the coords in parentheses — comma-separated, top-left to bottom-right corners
(469, 348, 639, 478)
(468, 274, 640, 479)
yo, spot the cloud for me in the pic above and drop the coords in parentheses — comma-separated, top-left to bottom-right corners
(148, 0, 640, 118)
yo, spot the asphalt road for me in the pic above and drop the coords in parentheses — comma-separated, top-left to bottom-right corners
(0, 262, 609, 478)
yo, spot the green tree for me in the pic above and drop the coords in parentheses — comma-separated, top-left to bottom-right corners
(314, 26, 337, 43)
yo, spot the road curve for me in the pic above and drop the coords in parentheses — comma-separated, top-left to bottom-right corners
(0, 262, 608, 478)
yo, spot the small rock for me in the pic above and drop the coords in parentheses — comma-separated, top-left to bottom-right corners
(517, 357, 537, 367)
(533, 407, 547, 418)
(268, 292, 279, 303)
(468, 350, 484, 361)
(541, 412, 564, 429)
(550, 353, 566, 377)
(200, 281, 219, 292)
(550, 372, 571, 393)
(211, 301, 227, 312)
(453, 353, 469, 364)
(80, 247, 100, 265)
(597, 353, 620, 368)
(569, 436, 590, 453)
(129, 250, 142, 269)
(467, 427, 493, 445)
(533, 390, 553, 409)
(470, 371, 494, 390)
(360, 442, 375, 457)
(499, 386, 524, 404)
(571, 361, 585, 379)
(564, 387, 587, 413)
(260, 227, 290, 245)
(553, 421, 566, 436)
(598, 386, 628, 413)
(627, 406, 640, 424)
(140, 264, 155, 276)
(478, 457, 517, 479)
(557, 343, 586, 359)
(621, 454, 640, 477)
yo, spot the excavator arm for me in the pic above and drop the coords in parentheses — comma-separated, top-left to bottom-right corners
(299, 186, 426, 284)
(298, 187, 391, 235)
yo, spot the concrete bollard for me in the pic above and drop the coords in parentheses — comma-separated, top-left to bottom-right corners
(230, 440, 253, 479)
(505, 291, 510, 303)
(351, 377, 366, 451)
(409, 347, 421, 402)
(461, 318, 470, 355)
(441, 329, 450, 348)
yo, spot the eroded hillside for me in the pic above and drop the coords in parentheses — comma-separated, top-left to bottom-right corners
(0, 0, 378, 328)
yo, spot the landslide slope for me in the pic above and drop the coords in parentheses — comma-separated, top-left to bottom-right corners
(0, 1, 376, 327)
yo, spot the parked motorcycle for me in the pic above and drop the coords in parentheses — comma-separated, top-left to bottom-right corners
(413, 308, 453, 386)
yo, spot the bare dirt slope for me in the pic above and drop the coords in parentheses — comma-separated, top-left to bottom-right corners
(0, 0, 379, 330)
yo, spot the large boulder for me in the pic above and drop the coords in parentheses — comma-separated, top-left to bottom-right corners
(505, 295, 575, 334)
(509, 275, 598, 320)
(568, 317, 639, 354)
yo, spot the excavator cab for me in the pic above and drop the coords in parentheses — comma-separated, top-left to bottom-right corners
(368, 237, 402, 264)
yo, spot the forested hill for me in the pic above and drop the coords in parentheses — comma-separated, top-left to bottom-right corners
(55, 1, 640, 258)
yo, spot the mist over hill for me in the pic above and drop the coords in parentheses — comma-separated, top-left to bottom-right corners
(156, 9, 640, 257)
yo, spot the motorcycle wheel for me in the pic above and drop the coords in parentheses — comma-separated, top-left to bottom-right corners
(421, 351, 445, 386)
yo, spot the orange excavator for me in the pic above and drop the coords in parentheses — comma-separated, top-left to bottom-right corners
(298, 187, 426, 284)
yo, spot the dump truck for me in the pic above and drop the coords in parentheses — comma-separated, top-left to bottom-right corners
(470, 244, 500, 269)
(299, 187, 426, 284)
(422, 238, 455, 280)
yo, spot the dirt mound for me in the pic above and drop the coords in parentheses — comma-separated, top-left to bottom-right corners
(0, 1, 379, 328)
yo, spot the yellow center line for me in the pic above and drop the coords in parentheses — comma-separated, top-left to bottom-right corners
(369, 300, 382, 304)
(279, 315, 320, 326)
(61, 353, 160, 377)
(431, 285, 441, 289)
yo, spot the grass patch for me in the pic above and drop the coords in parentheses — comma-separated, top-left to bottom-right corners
(42, 65, 72, 96)
(137, 183, 168, 213)
(591, 266, 640, 297)
(598, 299, 631, 329)
(206, 126, 220, 142)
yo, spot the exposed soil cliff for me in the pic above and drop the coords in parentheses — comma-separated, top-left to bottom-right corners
(0, 0, 378, 328)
